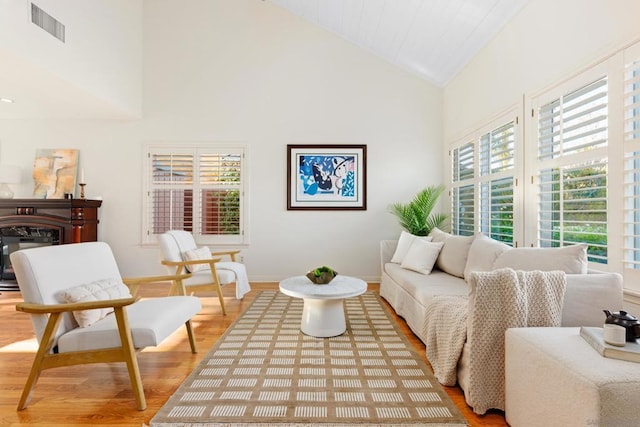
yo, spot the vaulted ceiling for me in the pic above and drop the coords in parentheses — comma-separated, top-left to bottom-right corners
(0, 0, 530, 119)
(270, 0, 530, 86)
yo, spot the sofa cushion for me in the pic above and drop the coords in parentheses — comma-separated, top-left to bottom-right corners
(400, 240, 444, 275)
(391, 231, 432, 263)
(493, 244, 588, 274)
(384, 263, 469, 307)
(429, 227, 474, 278)
(464, 233, 511, 281)
(58, 278, 132, 328)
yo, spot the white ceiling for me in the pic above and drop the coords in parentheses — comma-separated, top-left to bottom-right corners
(0, 0, 530, 120)
(270, 0, 529, 86)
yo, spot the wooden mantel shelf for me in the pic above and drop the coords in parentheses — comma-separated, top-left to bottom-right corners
(0, 198, 102, 243)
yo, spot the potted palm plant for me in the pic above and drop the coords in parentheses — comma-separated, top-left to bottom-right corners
(389, 185, 448, 236)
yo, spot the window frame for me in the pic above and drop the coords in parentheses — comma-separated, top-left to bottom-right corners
(142, 143, 249, 247)
(448, 108, 522, 246)
(526, 61, 614, 269)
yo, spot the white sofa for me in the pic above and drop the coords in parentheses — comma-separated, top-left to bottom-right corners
(379, 230, 624, 407)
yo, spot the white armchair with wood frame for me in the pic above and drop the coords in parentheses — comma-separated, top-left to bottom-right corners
(10, 241, 201, 411)
(158, 230, 251, 316)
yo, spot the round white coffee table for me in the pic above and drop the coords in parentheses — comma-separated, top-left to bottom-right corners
(279, 275, 367, 337)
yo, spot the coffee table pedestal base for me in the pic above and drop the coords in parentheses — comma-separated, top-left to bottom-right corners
(301, 298, 345, 337)
(278, 275, 367, 338)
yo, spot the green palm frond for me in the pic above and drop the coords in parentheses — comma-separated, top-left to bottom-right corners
(389, 185, 448, 236)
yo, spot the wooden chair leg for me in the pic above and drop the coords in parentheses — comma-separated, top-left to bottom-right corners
(167, 281, 178, 296)
(185, 320, 197, 354)
(173, 277, 187, 297)
(114, 307, 146, 411)
(214, 281, 226, 315)
(18, 313, 63, 410)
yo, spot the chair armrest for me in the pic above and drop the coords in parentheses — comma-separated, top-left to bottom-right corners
(211, 250, 241, 262)
(122, 274, 192, 286)
(16, 297, 138, 314)
(380, 240, 398, 272)
(123, 274, 193, 297)
(161, 259, 222, 267)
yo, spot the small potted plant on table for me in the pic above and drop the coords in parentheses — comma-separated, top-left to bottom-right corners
(306, 266, 338, 284)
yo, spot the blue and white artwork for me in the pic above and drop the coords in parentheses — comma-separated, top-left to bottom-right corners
(298, 154, 355, 198)
(288, 144, 366, 210)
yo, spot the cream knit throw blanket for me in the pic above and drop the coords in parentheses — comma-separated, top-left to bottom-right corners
(425, 268, 566, 415)
(424, 295, 469, 386)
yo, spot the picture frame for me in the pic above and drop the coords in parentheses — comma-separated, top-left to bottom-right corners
(287, 144, 367, 210)
(32, 148, 79, 199)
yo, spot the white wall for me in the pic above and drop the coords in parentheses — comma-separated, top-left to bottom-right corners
(0, 0, 443, 282)
(0, 0, 142, 118)
(444, 0, 640, 141)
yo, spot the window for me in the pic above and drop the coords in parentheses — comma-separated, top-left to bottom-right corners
(624, 44, 640, 271)
(479, 121, 515, 244)
(535, 76, 608, 263)
(451, 142, 475, 236)
(143, 144, 247, 245)
(446, 39, 640, 295)
(450, 113, 518, 245)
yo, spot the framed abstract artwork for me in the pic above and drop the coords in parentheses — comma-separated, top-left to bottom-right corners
(287, 144, 367, 210)
(32, 148, 79, 199)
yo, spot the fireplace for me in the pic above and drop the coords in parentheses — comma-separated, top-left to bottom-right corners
(0, 226, 60, 286)
(0, 198, 102, 291)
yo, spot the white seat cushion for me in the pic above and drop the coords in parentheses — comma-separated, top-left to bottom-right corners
(384, 263, 468, 307)
(505, 327, 640, 427)
(183, 269, 236, 286)
(57, 296, 201, 353)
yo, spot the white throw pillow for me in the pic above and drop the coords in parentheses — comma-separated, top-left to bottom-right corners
(428, 227, 474, 278)
(58, 278, 132, 328)
(390, 231, 433, 263)
(183, 247, 213, 273)
(464, 233, 512, 281)
(400, 240, 444, 275)
(492, 244, 588, 274)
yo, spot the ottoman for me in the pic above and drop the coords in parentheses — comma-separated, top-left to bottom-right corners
(505, 327, 640, 427)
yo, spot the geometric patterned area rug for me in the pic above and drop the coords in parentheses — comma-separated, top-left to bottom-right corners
(150, 291, 467, 426)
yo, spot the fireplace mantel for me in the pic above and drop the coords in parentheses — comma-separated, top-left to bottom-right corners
(0, 198, 102, 243)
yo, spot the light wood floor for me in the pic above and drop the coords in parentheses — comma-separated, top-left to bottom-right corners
(0, 283, 508, 426)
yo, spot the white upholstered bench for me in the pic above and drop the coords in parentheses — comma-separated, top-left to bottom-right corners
(505, 327, 640, 427)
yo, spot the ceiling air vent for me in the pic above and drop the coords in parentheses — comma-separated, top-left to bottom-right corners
(31, 3, 65, 43)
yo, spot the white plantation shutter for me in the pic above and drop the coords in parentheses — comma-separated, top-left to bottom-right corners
(536, 76, 608, 264)
(538, 78, 608, 161)
(624, 151, 640, 269)
(480, 122, 515, 175)
(623, 46, 640, 271)
(144, 145, 246, 245)
(450, 115, 518, 242)
(451, 142, 475, 236)
(453, 142, 474, 182)
(480, 178, 514, 244)
(199, 153, 242, 236)
(452, 185, 474, 236)
(538, 161, 607, 262)
(479, 121, 515, 244)
(150, 153, 194, 233)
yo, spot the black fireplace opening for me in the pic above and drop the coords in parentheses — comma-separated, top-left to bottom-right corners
(0, 226, 60, 290)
